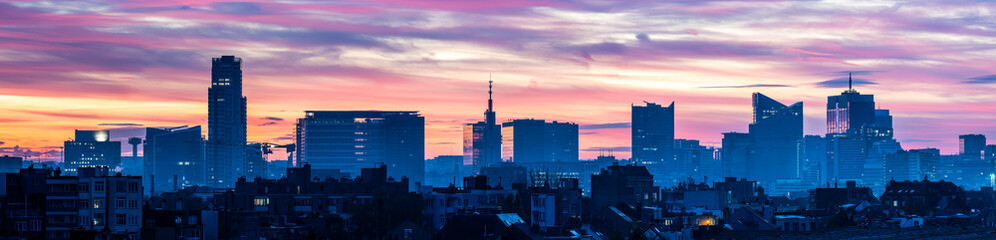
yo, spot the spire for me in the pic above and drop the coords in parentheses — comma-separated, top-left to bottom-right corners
(488, 74, 493, 112)
(848, 72, 852, 91)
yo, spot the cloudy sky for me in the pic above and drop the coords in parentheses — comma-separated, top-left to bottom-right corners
(1, 0, 995, 161)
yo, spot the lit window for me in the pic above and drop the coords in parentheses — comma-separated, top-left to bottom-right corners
(254, 198, 269, 206)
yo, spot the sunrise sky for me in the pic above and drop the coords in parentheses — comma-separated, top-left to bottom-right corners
(1, 0, 995, 161)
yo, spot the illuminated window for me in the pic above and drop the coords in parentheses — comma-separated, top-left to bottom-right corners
(254, 198, 269, 206)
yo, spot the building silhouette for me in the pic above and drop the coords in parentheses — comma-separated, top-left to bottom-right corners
(632, 102, 675, 164)
(144, 126, 205, 195)
(590, 163, 658, 209)
(63, 130, 121, 175)
(207, 55, 247, 188)
(748, 93, 803, 183)
(295, 111, 424, 188)
(721, 132, 750, 178)
(501, 119, 579, 163)
(959, 134, 986, 159)
(0, 155, 22, 173)
(464, 80, 502, 173)
(825, 74, 896, 184)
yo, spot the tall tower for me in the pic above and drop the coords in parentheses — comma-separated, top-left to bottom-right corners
(464, 78, 502, 173)
(207, 56, 247, 188)
(631, 101, 675, 164)
(747, 93, 802, 183)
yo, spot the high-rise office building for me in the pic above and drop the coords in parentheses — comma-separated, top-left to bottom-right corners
(959, 134, 986, 159)
(825, 75, 893, 183)
(144, 126, 205, 195)
(748, 93, 802, 182)
(295, 111, 424, 187)
(501, 119, 579, 163)
(464, 80, 502, 173)
(64, 130, 121, 175)
(721, 132, 750, 178)
(207, 55, 247, 188)
(827, 77, 875, 135)
(632, 102, 675, 164)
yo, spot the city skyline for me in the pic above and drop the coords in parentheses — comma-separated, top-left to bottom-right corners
(3, 1, 996, 161)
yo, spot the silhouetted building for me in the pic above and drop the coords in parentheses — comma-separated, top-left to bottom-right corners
(722, 132, 750, 178)
(960, 134, 986, 159)
(591, 163, 658, 209)
(674, 139, 718, 181)
(424, 175, 518, 231)
(207, 55, 247, 188)
(501, 119, 579, 163)
(64, 130, 121, 175)
(144, 126, 205, 195)
(0, 155, 22, 173)
(464, 80, 502, 173)
(425, 155, 468, 187)
(748, 93, 802, 183)
(632, 102, 675, 164)
(244, 143, 265, 180)
(479, 162, 528, 188)
(3, 167, 143, 239)
(985, 145, 996, 163)
(825, 79, 893, 184)
(881, 180, 966, 216)
(800, 135, 826, 185)
(808, 181, 876, 214)
(295, 111, 424, 188)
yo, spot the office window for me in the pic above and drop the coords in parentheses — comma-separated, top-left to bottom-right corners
(254, 197, 269, 206)
(116, 199, 126, 208)
(79, 199, 90, 209)
(95, 182, 105, 192)
(30, 220, 41, 231)
(116, 214, 126, 225)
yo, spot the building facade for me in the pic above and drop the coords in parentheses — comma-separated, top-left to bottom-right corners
(207, 55, 247, 188)
(295, 111, 424, 187)
(144, 126, 205, 195)
(748, 93, 803, 183)
(501, 119, 579, 163)
(632, 102, 675, 164)
(64, 130, 121, 175)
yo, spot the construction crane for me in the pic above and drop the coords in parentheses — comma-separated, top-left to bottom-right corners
(250, 142, 295, 162)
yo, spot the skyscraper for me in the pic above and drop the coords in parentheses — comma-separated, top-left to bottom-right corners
(63, 130, 121, 175)
(144, 126, 205, 195)
(295, 111, 424, 188)
(825, 75, 894, 183)
(207, 55, 247, 188)
(501, 119, 579, 163)
(748, 93, 803, 182)
(721, 132, 750, 178)
(959, 134, 986, 159)
(827, 76, 875, 135)
(464, 80, 502, 173)
(799, 135, 826, 185)
(632, 102, 675, 164)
